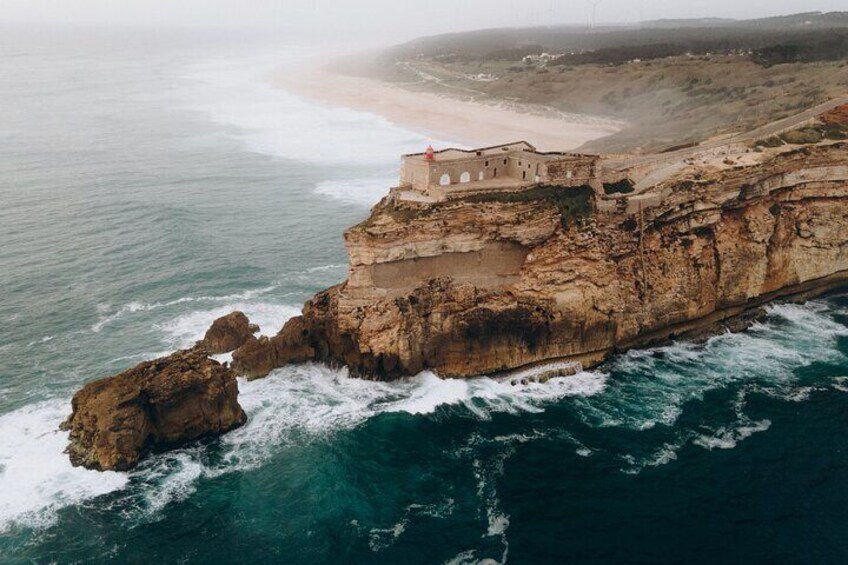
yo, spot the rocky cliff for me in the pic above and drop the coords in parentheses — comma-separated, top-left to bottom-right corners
(235, 140, 848, 380)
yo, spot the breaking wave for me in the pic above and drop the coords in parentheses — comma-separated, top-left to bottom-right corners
(3, 295, 845, 534)
(576, 299, 848, 474)
(314, 176, 397, 207)
(0, 363, 605, 533)
(178, 53, 455, 166)
(158, 302, 302, 349)
(0, 401, 129, 534)
(91, 285, 278, 333)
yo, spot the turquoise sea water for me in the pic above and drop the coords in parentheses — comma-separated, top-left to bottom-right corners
(1, 25, 847, 564)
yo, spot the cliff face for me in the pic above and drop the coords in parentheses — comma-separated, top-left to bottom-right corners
(240, 142, 848, 380)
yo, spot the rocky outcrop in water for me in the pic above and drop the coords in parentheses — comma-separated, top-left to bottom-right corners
(61, 346, 246, 471)
(231, 317, 315, 379)
(230, 140, 848, 381)
(202, 311, 258, 354)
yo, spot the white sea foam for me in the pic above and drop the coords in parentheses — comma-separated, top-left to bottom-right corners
(220, 367, 606, 472)
(368, 498, 455, 552)
(472, 447, 512, 564)
(0, 400, 129, 533)
(444, 550, 481, 565)
(91, 285, 278, 332)
(158, 302, 301, 349)
(693, 419, 772, 451)
(178, 53, 458, 166)
(26, 335, 55, 347)
(383, 371, 607, 419)
(578, 298, 848, 433)
(114, 366, 605, 524)
(126, 451, 205, 522)
(314, 176, 397, 207)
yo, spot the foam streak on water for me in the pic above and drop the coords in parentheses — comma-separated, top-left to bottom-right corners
(175, 53, 463, 208)
(0, 401, 128, 533)
(0, 362, 606, 532)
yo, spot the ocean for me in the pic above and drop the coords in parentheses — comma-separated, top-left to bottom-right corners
(1, 25, 847, 564)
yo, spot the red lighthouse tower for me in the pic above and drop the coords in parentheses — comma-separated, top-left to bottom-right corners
(424, 145, 435, 161)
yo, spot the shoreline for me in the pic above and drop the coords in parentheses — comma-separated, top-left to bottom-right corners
(270, 60, 623, 152)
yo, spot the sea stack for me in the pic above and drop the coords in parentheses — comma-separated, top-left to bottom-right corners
(62, 345, 246, 471)
(202, 310, 258, 354)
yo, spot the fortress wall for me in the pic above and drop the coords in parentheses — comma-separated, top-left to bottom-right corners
(402, 149, 600, 191)
(507, 153, 548, 181)
(400, 159, 431, 191)
(426, 154, 512, 185)
(547, 155, 597, 183)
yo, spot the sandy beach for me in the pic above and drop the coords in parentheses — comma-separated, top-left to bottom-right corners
(272, 60, 622, 152)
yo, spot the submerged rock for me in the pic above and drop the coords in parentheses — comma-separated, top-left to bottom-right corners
(202, 311, 257, 354)
(61, 346, 246, 471)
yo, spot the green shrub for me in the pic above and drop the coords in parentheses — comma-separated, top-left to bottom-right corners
(464, 185, 595, 229)
(754, 136, 784, 148)
(780, 127, 824, 145)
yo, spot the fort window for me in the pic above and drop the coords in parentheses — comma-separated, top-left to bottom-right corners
(485, 160, 489, 167)
(494, 168, 498, 177)
(522, 171, 527, 180)
(439, 173, 451, 186)
(503, 159, 507, 165)
(460, 171, 471, 183)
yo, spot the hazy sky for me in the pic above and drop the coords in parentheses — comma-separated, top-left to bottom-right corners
(1, 0, 845, 39)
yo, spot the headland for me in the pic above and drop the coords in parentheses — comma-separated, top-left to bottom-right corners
(230, 101, 848, 380)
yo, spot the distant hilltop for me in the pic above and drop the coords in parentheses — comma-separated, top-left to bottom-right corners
(642, 12, 848, 29)
(380, 11, 848, 63)
(341, 10, 848, 154)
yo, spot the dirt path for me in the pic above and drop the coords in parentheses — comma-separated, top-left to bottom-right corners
(602, 95, 848, 182)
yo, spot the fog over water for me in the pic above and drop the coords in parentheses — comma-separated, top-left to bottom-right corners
(2, 0, 848, 38)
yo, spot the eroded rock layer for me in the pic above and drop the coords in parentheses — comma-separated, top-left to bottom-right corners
(235, 142, 848, 380)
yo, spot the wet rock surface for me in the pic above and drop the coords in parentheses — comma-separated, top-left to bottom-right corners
(202, 311, 257, 354)
(231, 317, 315, 380)
(62, 346, 246, 471)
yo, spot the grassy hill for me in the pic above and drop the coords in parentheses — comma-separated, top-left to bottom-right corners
(345, 12, 848, 153)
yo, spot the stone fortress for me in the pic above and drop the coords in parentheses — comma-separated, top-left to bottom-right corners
(397, 141, 599, 201)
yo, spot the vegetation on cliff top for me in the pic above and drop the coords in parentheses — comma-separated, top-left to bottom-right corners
(755, 109, 848, 147)
(462, 185, 595, 229)
(360, 185, 595, 231)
